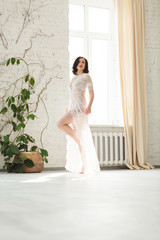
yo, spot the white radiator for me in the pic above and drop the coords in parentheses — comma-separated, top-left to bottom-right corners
(92, 131, 127, 166)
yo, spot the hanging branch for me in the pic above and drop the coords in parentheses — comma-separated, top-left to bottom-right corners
(16, 0, 50, 44)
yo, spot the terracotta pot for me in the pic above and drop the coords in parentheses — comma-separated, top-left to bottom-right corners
(19, 151, 44, 173)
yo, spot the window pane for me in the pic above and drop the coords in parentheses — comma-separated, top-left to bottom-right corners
(69, 37, 84, 77)
(69, 4, 84, 31)
(88, 7, 109, 34)
(87, 39, 109, 125)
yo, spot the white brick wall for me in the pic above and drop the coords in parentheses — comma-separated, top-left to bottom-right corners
(145, 0, 160, 165)
(0, 0, 160, 169)
(0, 0, 69, 168)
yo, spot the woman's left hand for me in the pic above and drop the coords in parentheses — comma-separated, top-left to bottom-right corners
(84, 106, 91, 114)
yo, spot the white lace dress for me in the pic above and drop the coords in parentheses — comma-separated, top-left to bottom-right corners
(65, 73, 101, 175)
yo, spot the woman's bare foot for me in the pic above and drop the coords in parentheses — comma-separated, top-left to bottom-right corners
(79, 166, 85, 174)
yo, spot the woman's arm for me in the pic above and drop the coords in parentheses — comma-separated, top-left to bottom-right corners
(84, 74, 94, 114)
(84, 89, 94, 114)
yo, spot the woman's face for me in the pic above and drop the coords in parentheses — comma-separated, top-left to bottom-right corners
(76, 58, 85, 72)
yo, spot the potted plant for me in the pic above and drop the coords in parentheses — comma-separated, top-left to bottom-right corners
(0, 57, 48, 173)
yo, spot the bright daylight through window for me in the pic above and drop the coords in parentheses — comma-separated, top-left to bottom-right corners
(69, 0, 123, 126)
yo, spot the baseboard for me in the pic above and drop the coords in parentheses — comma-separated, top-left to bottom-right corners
(0, 165, 160, 172)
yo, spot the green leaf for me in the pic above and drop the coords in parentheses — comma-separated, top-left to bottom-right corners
(13, 158, 22, 164)
(0, 107, 8, 114)
(4, 157, 10, 162)
(6, 147, 14, 157)
(40, 149, 48, 157)
(2, 143, 9, 152)
(26, 104, 29, 112)
(16, 123, 22, 131)
(25, 134, 35, 143)
(7, 163, 18, 172)
(43, 157, 48, 163)
(16, 136, 21, 142)
(11, 58, 16, 65)
(6, 96, 15, 107)
(8, 99, 11, 107)
(27, 114, 37, 120)
(12, 122, 17, 131)
(30, 145, 38, 151)
(6, 59, 10, 66)
(11, 96, 15, 103)
(17, 59, 20, 65)
(25, 74, 29, 83)
(3, 141, 9, 147)
(20, 156, 27, 161)
(26, 90, 31, 99)
(17, 164, 24, 173)
(1, 144, 5, 151)
(18, 95, 20, 101)
(21, 122, 25, 128)
(6, 97, 9, 102)
(21, 95, 25, 103)
(3, 135, 9, 142)
(17, 113, 24, 122)
(11, 104, 17, 113)
(22, 88, 27, 97)
(17, 123, 25, 131)
(18, 144, 28, 151)
(17, 106, 21, 113)
(29, 77, 35, 86)
(21, 136, 28, 144)
(24, 159, 35, 168)
(10, 144, 19, 154)
(1, 145, 6, 152)
(4, 162, 12, 171)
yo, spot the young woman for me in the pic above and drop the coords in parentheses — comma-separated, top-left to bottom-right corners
(56, 56, 101, 175)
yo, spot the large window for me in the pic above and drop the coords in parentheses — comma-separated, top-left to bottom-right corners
(69, 0, 123, 126)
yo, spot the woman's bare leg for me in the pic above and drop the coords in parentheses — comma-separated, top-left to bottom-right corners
(56, 111, 82, 151)
(57, 111, 84, 173)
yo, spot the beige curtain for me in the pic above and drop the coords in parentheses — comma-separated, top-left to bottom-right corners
(115, 0, 154, 170)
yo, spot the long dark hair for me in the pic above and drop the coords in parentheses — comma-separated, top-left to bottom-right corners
(72, 56, 89, 75)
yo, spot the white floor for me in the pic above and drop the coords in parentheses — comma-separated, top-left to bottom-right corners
(0, 168, 160, 240)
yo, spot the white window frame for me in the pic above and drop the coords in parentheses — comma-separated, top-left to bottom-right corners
(69, 0, 120, 126)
